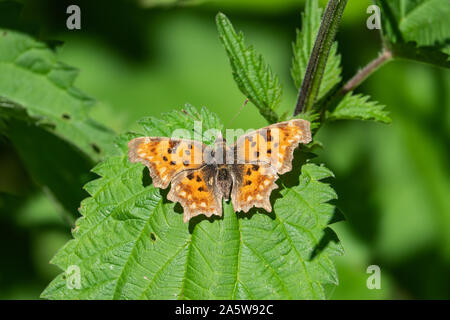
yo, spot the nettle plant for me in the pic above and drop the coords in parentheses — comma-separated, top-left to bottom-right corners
(0, 0, 448, 300)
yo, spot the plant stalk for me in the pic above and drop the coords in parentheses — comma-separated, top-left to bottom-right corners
(294, 0, 347, 116)
(341, 49, 392, 95)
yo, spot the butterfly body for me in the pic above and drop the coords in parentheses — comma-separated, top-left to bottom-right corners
(128, 119, 312, 222)
(215, 164, 233, 200)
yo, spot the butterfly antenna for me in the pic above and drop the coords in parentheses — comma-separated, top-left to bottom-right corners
(227, 99, 249, 127)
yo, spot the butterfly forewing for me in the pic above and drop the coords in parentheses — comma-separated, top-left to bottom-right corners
(234, 119, 312, 174)
(128, 137, 207, 188)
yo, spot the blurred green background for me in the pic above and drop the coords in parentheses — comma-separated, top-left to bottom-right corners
(0, 0, 449, 299)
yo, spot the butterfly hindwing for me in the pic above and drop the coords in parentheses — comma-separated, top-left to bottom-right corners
(231, 163, 278, 213)
(128, 137, 208, 189)
(167, 165, 223, 222)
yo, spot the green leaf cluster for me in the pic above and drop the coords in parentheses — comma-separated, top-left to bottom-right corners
(0, 29, 115, 161)
(0, 30, 116, 215)
(377, 0, 450, 67)
(217, 0, 393, 128)
(40, 0, 402, 299)
(0, 0, 447, 301)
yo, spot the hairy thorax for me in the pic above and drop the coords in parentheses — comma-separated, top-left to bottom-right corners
(216, 164, 233, 200)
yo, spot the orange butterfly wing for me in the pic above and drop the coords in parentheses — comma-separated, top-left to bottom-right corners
(167, 165, 222, 223)
(234, 119, 311, 174)
(128, 137, 208, 189)
(231, 163, 278, 213)
(231, 119, 311, 213)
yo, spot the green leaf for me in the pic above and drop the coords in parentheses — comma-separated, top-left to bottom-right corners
(287, 110, 321, 132)
(291, 0, 342, 101)
(399, 0, 450, 47)
(379, 0, 450, 46)
(390, 41, 450, 67)
(216, 13, 282, 124)
(0, 97, 97, 217)
(328, 92, 391, 124)
(377, 0, 450, 67)
(42, 106, 342, 300)
(138, 104, 223, 145)
(442, 46, 450, 56)
(6, 117, 97, 216)
(0, 29, 115, 161)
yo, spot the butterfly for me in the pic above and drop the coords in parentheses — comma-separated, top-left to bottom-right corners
(128, 119, 312, 223)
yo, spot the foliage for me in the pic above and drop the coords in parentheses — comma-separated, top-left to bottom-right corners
(216, 13, 282, 123)
(377, 0, 450, 67)
(0, 0, 448, 300)
(0, 30, 115, 215)
(32, 0, 450, 300)
(291, 0, 342, 101)
(328, 93, 391, 123)
(0, 29, 116, 161)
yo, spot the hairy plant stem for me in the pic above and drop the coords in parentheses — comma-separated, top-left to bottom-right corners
(294, 0, 347, 116)
(313, 50, 393, 134)
(341, 49, 392, 95)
